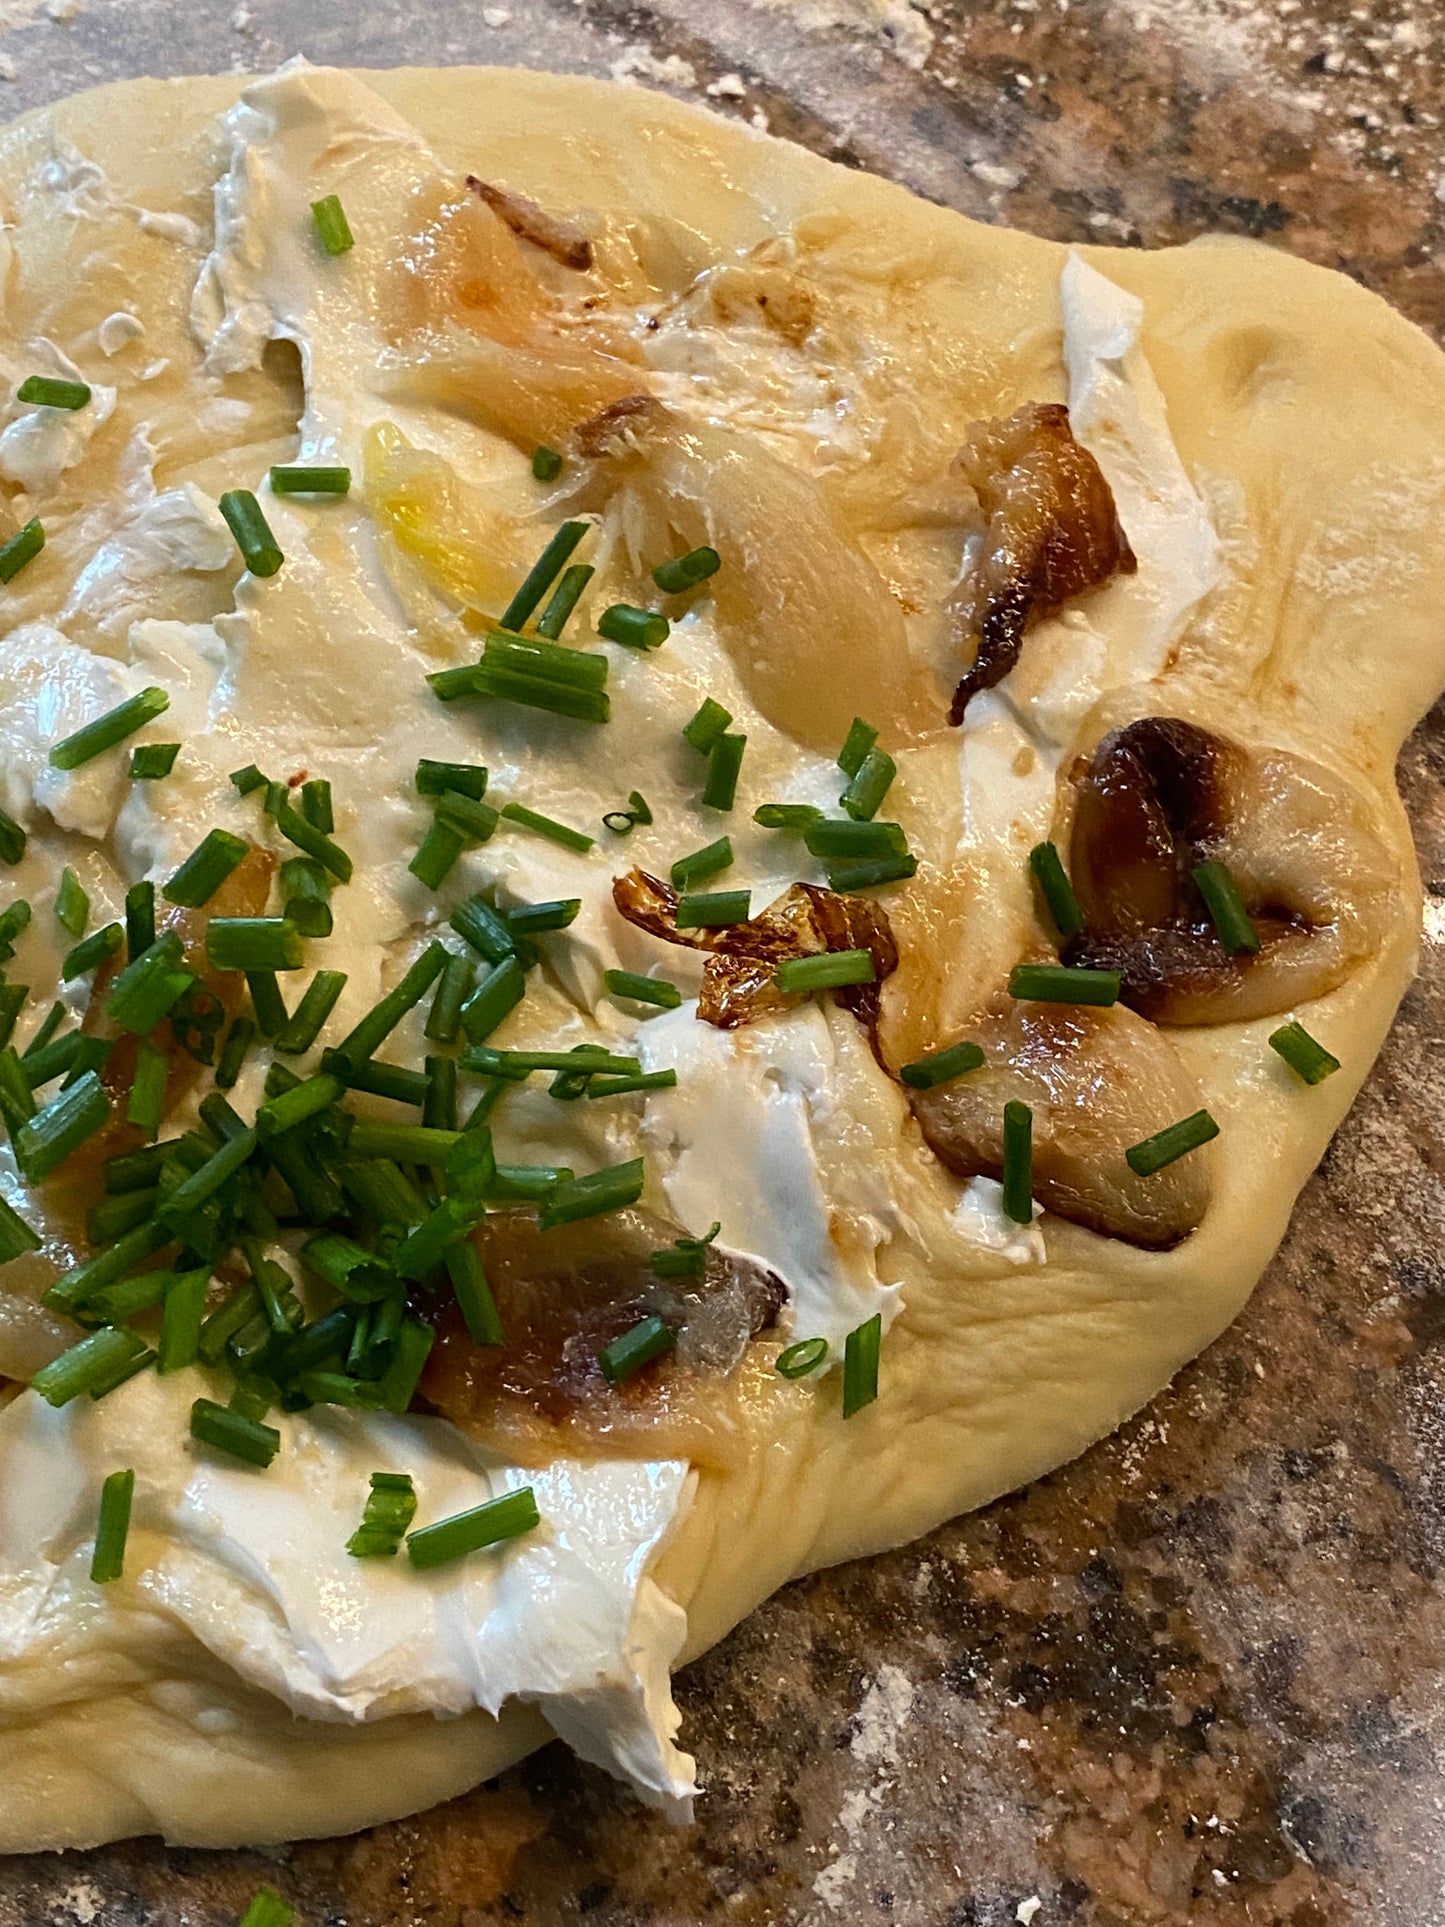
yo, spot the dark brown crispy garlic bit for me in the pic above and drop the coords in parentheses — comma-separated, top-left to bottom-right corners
(948, 402, 1136, 724)
(464, 174, 594, 271)
(1064, 717, 1398, 1024)
(612, 869, 898, 1031)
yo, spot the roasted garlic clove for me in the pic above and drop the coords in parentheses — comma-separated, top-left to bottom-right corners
(910, 998, 1211, 1249)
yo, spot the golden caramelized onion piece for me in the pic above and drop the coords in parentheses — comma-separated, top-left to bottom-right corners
(948, 402, 1136, 725)
(612, 869, 897, 1031)
(420, 1207, 785, 1467)
(464, 173, 594, 271)
(568, 398, 935, 750)
(1064, 718, 1400, 1024)
(911, 999, 1211, 1249)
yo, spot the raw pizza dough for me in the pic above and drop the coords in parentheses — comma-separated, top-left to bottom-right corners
(0, 61, 1442, 1849)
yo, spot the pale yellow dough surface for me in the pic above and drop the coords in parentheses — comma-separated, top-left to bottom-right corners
(1, 63, 1444, 1849)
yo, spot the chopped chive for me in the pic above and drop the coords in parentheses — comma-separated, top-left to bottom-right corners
(648, 1221, 719, 1279)
(85, 1259, 169, 1320)
(42, 1220, 171, 1317)
(598, 1314, 675, 1384)
(269, 464, 350, 495)
(190, 1395, 280, 1467)
(246, 970, 289, 1038)
(341, 1156, 427, 1227)
(585, 1069, 678, 1098)
(804, 819, 908, 861)
(451, 895, 515, 964)
(532, 444, 563, 482)
(23, 1028, 84, 1092)
(55, 867, 90, 938)
(499, 801, 594, 854)
(275, 798, 352, 881)
(0, 1190, 41, 1263)
(499, 520, 590, 631)
(603, 968, 682, 1010)
(0, 897, 30, 961)
(274, 970, 347, 1056)
(14, 1069, 109, 1181)
(841, 747, 896, 822)
(828, 853, 920, 891)
(472, 663, 610, 722)
(346, 1121, 460, 1167)
(842, 1313, 881, 1418)
(280, 855, 333, 939)
(462, 1047, 640, 1077)
(683, 697, 732, 754)
(239, 1889, 295, 1927)
(230, 763, 268, 796)
(535, 562, 594, 640)
(652, 544, 720, 594)
(0, 983, 26, 1051)
(459, 956, 527, 1044)
(162, 827, 248, 907)
(670, 836, 734, 890)
(1125, 1108, 1220, 1176)
(537, 1156, 645, 1230)
(702, 733, 746, 812)
(0, 518, 44, 584)
(409, 816, 465, 890)
(1007, 963, 1121, 1007)
(300, 1232, 396, 1304)
(103, 1142, 173, 1194)
(256, 1072, 343, 1140)
(218, 489, 283, 578)
(423, 1054, 458, 1133)
(675, 889, 750, 929)
(1028, 841, 1084, 941)
(416, 759, 487, 801)
(487, 1163, 571, 1202)
(426, 665, 488, 703)
(61, 921, 123, 981)
(130, 742, 180, 780)
(347, 1471, 419, 1557)
(50, 687, 169, 771)
(1268, 1020, 1340, 1085)
(425, 951, 474, 1046)
(300, 778, 334, 835)
(837, 717, 878, 778)
(603, 789, 653, 834)
(1191, 860, 1261, 957)
(375, 1317, 435, 1413)
(775, 1336, 828, 1380)
(20, 1000, 60, 1059)
(31, 1326, 145, 1407)
(1002, 1099, 1033, 1224)
(775, 949, 876, 994)
(215, 1016, 256, 1091)
(206, 917, 303, 974)
(435, 789, 500, 844)
(0, 805, 25, 864)
(332, 941, 447, 1064)
(485, 637, 610, 693)
(18, 374, 90, 410)
(446, 1235, 505, 1345)
(89, 1468, 135, 1584)
(158, 1266, 211, 1373)
(323, 1053, 430, 1106)
(754, 803, 823, 831)
(156, 1126, 257, 1224)
(126, 1039, 169, 1137)
(407, 1485, 540, 1570)
(898, 1040, 985, 1090)
(506, 898, 582, 937)
(311, 192, 354, 255)
(597, 603, 668, 650)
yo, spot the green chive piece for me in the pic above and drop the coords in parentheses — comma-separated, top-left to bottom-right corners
(32, 1326, 145, 1407)
(230, 763, 268, 796)
(425, 951, 474, 1046)
(440, 662, 610, 723)
(842, 1313, 881, 1418)
(50, 687, 169, 771)
(1029, 841, 1084, 941)
(280, 855, 333, 939)
(42, 1220, 171, 1317)
(158, 1266, 211, 1374)
(683, 697, 732, 754)
(19, 1000, 57, 1056)
(89, 1468, 135, 1584)
(238, 1887, 295, 1927)
(1007, 962, 1121, 1006)
(346, 1121, 460, 1169)
(375, 1316, 434, 1412)
(275, 798, 352, 881)
(301, 778, 334, 835)
(18, 374, 90, 410)
(487, 1163, 571, 1202)
(323, 1053, 429, 1106)
(499, 801, 594, 854)
(60, 921, 123, 981)
(1191, 860, 1262, 957)
(218, 489, 283, 578)
(269, 464, 350, 495)
(485, 630, 612, 695)
(538, 1156, 646, 1230)
(156, 1126, 257, 1225)
(776, 1336, 829, 1380)
(190, 1395, 280, 1468)
(499, 520, 590, 631)
(85, 1260, 170, 1321)
(837, 717, 878, 778)
(426, 665, 487, 703)
(0, 983, 24, 1051)
(0, 896, 31, 963)
(163, 828, 248, 908)
(423, 1053, 458, 1133)
(332, 941, 447, 1064)
(1002, 1099, 1033, 1224)
(1125, 1108, 1220, 1177)
(775, 949, 876, 994)
(597, 604, 668, 650)
(459, 956, 527, 1044)
(899, 1040, 985, 1090)
(246, 971, 288, 1039)
(535, 563, 594, 640)
(1268, 1020, 1340, 1086)
(841, 747, 896, 822)
(652, 544, 720, 594)
(103, 1141, 173, 1194)
(311, 192, 354, 255)
(347, 1471, 419, 1558)
(825, 853, 919, 892)
(129, 742, 180, 780)
(505, 899, 581, 937)
(416, 759, 488, 801)
(215, 1016, 256, 1092)
(597, 1314, 675, 1384)
(274, 970, 347, 1056)
(670, 836, 734, 891)
(585, 1069, 678, 1098)
(603, 968, 682, 1010)
(14, 1070, 109, 1182)
(531, 445, 563, 483)
(462, 1047, 640, 1077)
(206, 917, 303, 974)
(805, 819, 908, 861)
(446, 1234, 505, 1345)
(435, 789, 500, 844)
(648, 1222, 719, 1279)
(407, 1485, 540, 1570)
(256, 1072, 343, 1143)
(755, 803, 823, 831)
(702, 733, 746, 812)
(55, 867, 90, 939)
(603, 791, 653, 835)
(675, 889, 750, 929)
(409, 816, 465, 891)
(0, 1190, 41, 1263)
(126, 1039, 169, 1137)
(0, 518, 44, 583)
(127, 880, 159, 960)
(0, 805, 25, 863)
(300, 1232, 397, 1305)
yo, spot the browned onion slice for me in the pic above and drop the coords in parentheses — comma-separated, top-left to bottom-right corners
(464, 174, 594, 271)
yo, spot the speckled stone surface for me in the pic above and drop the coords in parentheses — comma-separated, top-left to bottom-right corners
(2, 1, 1444, 1922)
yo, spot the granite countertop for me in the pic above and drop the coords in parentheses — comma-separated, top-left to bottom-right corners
(2, 1, 1443, 1922)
